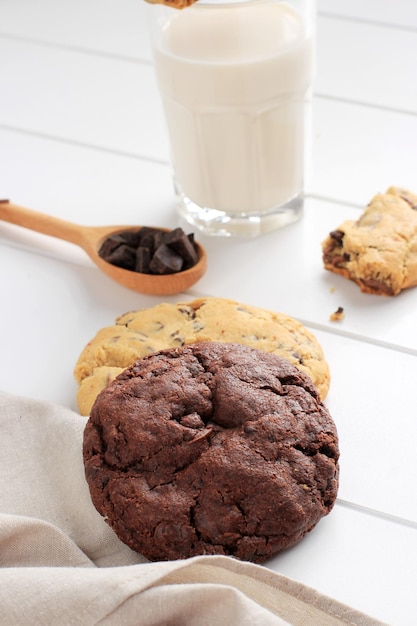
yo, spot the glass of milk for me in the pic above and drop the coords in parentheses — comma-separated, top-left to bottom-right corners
(148, 0, 315, 237)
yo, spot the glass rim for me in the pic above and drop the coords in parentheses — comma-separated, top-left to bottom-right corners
(192, 0, 282, 8)
(186, 0, 314, 12)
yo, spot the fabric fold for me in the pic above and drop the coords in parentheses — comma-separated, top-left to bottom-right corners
(0, 391, 385, 625)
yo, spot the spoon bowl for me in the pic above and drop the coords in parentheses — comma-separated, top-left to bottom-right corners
(0, 201, 207, 295)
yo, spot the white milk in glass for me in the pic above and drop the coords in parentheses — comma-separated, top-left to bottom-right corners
(151, 0, 315, 236)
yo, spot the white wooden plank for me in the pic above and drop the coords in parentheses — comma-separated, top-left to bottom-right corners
(2, 130, 417, 355)
(0, 39, 169, 161)
(316, 327, 417, 524)
(268, 502, 417, 626)
(318, 0, 417, 30)
(0, 0, 151, 59)
(316, 16, 417, 113)
(0, 129, 174, 229)
(311, 97, 417, 206)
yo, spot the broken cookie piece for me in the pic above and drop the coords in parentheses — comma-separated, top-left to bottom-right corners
(322, 187, 417, 296)
(145, 0, 198, 9)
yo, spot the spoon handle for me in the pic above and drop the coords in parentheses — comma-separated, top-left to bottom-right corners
(0, 200, 85, 246)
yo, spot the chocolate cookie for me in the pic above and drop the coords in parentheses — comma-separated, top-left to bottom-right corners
(83, 342, 339, 564)
(322, 186, 417, 296)
(75, 297, 330, 415)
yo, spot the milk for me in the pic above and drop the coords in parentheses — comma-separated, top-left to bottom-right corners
(151, 1, 314, 230)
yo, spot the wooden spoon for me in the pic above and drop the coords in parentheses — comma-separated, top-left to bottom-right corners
(0, 201, 207, 295)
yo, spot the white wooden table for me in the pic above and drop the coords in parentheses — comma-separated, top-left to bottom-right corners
(1, 1, 417, 623)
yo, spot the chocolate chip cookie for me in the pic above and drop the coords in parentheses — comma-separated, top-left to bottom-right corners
(83, 342, 339, 563)
(74, 297, 330, 415)
(322, 186, 417, 295)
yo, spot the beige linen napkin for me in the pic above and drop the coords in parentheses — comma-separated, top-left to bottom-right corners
(0, 391, 384, 626)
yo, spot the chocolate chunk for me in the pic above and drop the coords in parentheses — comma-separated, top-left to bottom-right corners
(135, 247, 151, 273)
(329, 230, 345, 245)
(149, 244, 184, 274)
(119, 229, 143, 248)
(360, 278, 394, 296)
(322, 230, 350, 266)
(139, 228, 164, 254)
(164, 228, 199, 268)
(328, 252, 350, 268)
(105, 244, 136, 270)
(98, 234, 126, 259)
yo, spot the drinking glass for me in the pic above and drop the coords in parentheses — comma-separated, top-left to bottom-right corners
(148, 0, 315, 237)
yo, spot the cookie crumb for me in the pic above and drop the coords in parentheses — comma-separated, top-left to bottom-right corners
(330, 306, 345, 322)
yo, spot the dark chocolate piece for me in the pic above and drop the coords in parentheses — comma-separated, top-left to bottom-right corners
(104, 243, 136, 270)
(164, 228, 199, 268)
(135, 247, 151, 273)
(149, 243, 184, 274)
(118, 229, 143, 248)
(139, 228, 164, 255)
(98, 234, 126, 259)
